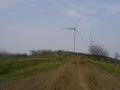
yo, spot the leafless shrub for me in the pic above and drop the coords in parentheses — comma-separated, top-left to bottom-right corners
(89, 44, 109, 57)
(114, 52, 120, 60)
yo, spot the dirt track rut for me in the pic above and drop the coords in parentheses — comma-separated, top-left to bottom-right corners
(0, 60, 120, 90)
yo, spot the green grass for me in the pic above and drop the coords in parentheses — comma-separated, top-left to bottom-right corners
(87, 57, 120, 74)
(0, 52, 120, 83)
(96, 61, 120, 74)
(0, 55, 68, 83)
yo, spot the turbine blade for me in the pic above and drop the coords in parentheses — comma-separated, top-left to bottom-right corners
(61, 28, 75, 30)
(75, 16, 82, 29)
(75, 30, 83, 40)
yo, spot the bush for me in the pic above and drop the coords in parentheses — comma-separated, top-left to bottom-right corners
(0, 50, 28, 58)
(30, 49, 52, 56)
(114, 52, 120, 60)
(89, 44, 109, 57)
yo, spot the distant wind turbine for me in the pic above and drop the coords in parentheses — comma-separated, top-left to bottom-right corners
(90, 32, 95, 46)
(61, 17, 83, 53)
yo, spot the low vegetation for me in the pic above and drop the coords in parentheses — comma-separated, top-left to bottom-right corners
(88, 58, 120, 74)
(0, 50, 120, 83)
(81, 54, 120, 75)
(0, 51, 71, 83)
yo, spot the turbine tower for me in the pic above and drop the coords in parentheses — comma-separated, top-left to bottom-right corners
(90, 32, 95, 46)
(61, 17, 83, 53)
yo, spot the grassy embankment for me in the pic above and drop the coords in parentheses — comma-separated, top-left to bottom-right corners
(0, 52, 120, 83)
(89, 59, 120, 74)
(83, 55, 120, 75)
(0, 52, 72, 83)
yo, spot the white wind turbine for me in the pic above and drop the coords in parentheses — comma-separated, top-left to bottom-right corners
(90, 32, 95, 46)
(61, 17, 83, 53)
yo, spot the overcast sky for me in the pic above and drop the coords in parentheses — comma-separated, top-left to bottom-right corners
(0, 0, 120, 56)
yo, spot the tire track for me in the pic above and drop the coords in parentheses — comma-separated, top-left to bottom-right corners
(1, 60, 120, 90)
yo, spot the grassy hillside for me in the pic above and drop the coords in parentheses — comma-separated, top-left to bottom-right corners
(0, 51, 71, 83)
(0, 51, 120, 83)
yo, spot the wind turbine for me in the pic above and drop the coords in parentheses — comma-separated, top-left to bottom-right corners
(61, 17, 83, 53)
(90, 32, 95, 46)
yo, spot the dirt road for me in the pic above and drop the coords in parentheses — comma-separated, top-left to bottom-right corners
(0, 60, 120, 90)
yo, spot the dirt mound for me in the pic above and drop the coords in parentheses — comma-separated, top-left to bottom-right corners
(0, 60, 120, 90)
(72, 61, 86, 67)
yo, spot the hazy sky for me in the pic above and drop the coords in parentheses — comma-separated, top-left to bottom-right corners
(0, 0, 120, 56)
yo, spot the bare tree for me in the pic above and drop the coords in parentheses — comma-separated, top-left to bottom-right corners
(115, 52, 120, 59)
(89, 43, 109, 57)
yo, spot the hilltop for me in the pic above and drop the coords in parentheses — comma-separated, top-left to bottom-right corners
(0, 51, 120, 90)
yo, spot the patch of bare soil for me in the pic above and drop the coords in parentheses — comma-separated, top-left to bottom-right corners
(0, 60, 120, 90)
